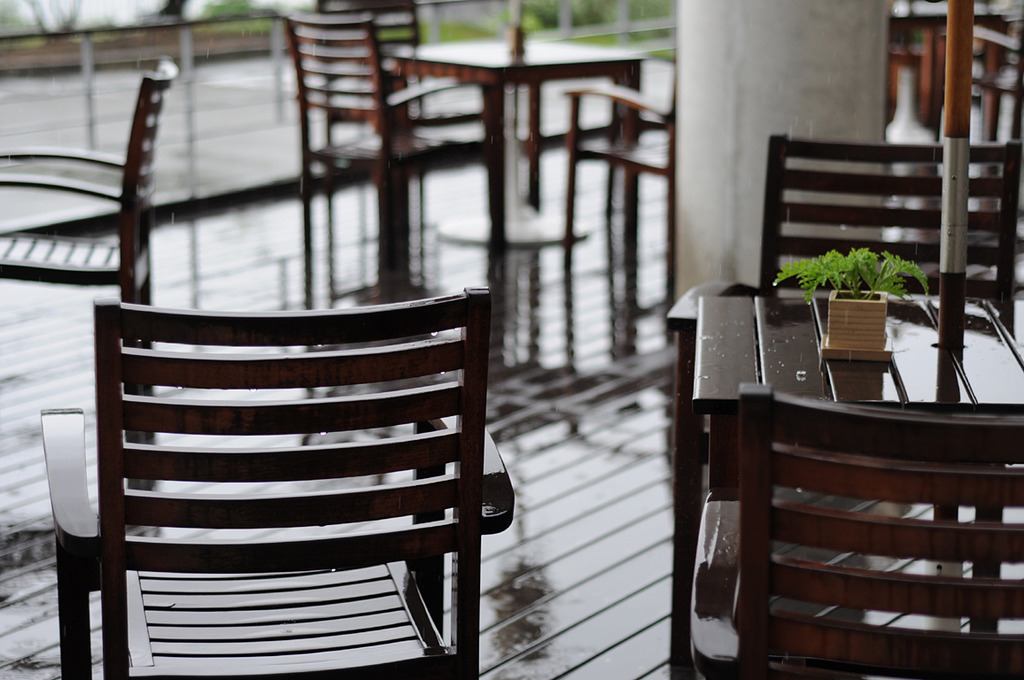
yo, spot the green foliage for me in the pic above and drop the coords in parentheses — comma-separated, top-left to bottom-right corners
(523, 0, 671, 30)
(200, 0, 258, 18)
(774, 248, 929, 303)
(0, 0, 29, 29)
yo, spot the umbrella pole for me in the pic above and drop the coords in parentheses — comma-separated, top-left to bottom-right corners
(938, 0, 973, 349)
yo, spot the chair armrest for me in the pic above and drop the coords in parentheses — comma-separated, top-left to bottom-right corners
(691, 488, 739, 680)
(563, 83, 672, 120)
(667, 281, 758, 333)
(420, 418, 514, 534)
(0, 173, 121, 202)
(1, 147, 125, 169)
(482, 430, 515, 535)
(386, 77, 479, 109)
(973, 25, 1018, 52)
(41, 409, 99, 558)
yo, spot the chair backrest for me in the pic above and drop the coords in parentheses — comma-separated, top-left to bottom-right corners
(972, 24, 1024, 141)
(738, 384, 1024, 679)
(760, 134, 1021, 302)
(285, 14, 390, 142)
(316, 0, 420, 49)
(93, 288, 491, 679)
(119, 58, 177, 304)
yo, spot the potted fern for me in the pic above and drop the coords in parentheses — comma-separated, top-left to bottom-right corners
(774, 248, 929, 360)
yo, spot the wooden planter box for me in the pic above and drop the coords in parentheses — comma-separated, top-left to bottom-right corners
(821, 290, 892, 361)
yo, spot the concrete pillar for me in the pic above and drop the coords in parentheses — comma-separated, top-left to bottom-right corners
(675, 0, 889, 292)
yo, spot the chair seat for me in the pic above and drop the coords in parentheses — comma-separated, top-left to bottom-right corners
(579, 131, 671, 175)
(131, 562, 443, 676)
(0, 232, 120, 286)
(318, 129, 460, 165)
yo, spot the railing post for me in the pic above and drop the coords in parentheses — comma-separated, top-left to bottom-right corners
(558, 0, 572, 39)
(617, 0, 630, 46)
(80, 32, 96, 150)
(271, 17, 286, 123)
(179, 23, 198, 200)
(424, 2, 441, 44)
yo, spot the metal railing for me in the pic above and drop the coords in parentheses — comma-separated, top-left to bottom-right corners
(0, 0, 674, 218)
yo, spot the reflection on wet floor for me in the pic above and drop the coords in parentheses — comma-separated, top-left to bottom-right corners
(0, 149, 682, 679)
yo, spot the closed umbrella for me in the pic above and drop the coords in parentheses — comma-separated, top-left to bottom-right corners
(939, 0, 973, 349)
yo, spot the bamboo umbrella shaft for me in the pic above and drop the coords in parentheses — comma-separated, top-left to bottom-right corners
(943, 0, 974, 138)
(939, 0, 973, 350)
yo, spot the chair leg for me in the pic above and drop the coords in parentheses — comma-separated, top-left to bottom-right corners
(56, 545, 97, 678)
(666, 174, 677, 302)
(325, 163, 338, 305)
(564, 96, 583, 254)
(623, 169, 640, 255)
(300, 164, 315, 309)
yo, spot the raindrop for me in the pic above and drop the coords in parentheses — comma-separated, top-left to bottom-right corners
(796, 370, 807, 382)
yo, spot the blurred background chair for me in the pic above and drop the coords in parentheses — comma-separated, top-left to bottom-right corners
(564, 70, 676, 300)
(43, 288, 513, 679)
(761, 134, 1021, 302)
(0, 59, 176, 305)
(315, 0, 482, 135)
(286, 13, 481, 305)
(967, 24, 1024, 142)
(692, 384, 1024, 679)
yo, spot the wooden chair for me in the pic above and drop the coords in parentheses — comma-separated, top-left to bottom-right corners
(761, 134, 1021, 302)
(970, 24, 1024, 142)
(929, 23, 1024, 142)
(691, 383, 1024, 679)
(316, 0, 482, 132)
(0, 59, 177, 305)
(285, 12, 477, 305)
(564, 72, 676, 298)
(42, 287, 514, 680)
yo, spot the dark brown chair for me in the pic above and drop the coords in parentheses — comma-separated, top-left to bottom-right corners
(315, 0, 481, 133)
(761, 134, 1021, 302)
(315, 0, 481, 131)
(285, 12, 478, 305)
(43, 287, 513, 679)
(317, 0, 418, 47)
(929, 23, 1024, 142)
(0, 59, 177, 305)
(564, 72, 676, 298)
(970, 24, 1024, 142)
(691, 384, 1024, 679)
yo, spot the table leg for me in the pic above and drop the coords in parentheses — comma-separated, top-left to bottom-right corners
(527, 82, 541, 210)
(670, 328, 700, 667)
(708, 415, 738, 489)
(483, 83, 507, 255)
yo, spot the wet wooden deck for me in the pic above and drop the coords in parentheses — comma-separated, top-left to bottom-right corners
(0, 146, 690, 679)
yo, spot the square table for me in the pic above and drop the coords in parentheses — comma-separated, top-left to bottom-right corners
(390, 40, 644, 254)
(665, 293, 1024, 665)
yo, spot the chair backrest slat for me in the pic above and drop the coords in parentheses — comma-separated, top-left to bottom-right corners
(772, 556, 1024, 621)
(124, 475, 458, 529)
(123, 429, 459, 482)
(769, 614, 1024, 674)
(760, 134, 1022, 301)
(122, 382, 461, 435)
(739, 385, 1024, 678)
(121, 337, 465, 389)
